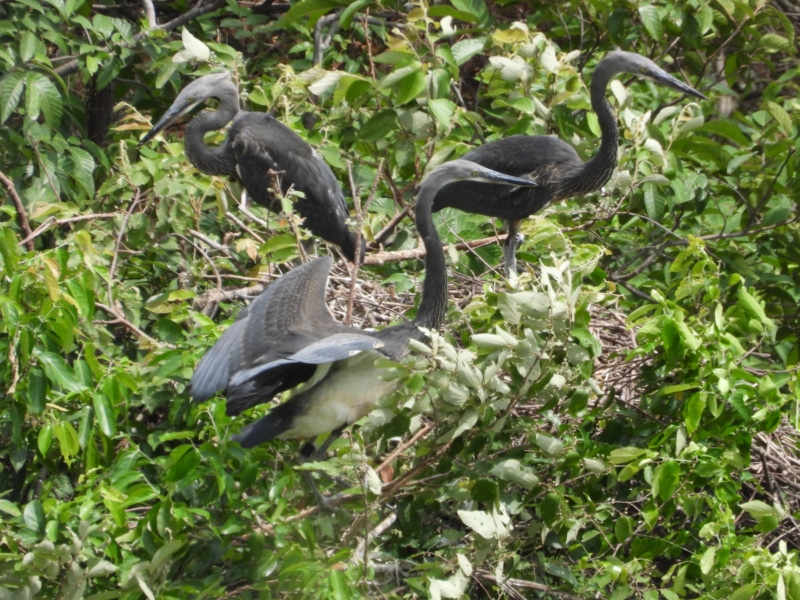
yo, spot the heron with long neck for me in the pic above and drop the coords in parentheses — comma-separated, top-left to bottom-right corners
(433, 51, 705, 275)
(139, 71, 364, 262)
(189, 160, 538, 449)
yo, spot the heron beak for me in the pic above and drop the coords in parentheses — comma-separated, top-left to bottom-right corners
(485, 172, 540, 187)
(138, 100, 201, 147)
(650, 68, 706, 100)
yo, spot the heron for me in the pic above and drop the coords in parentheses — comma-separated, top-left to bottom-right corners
(189, 160, 538, 451)
(433, 50, 706, 275)
(139, 71, 363, 262)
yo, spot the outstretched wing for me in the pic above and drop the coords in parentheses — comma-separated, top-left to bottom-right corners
(190, 256, 343, 403)
(225, 332, 384, 416)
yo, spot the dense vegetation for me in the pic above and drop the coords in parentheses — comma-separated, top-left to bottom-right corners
(1, 0, 798, 597)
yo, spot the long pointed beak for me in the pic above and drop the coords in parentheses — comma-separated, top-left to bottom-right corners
(138, 100, 197, 147)
(483, 171, 540, 187)
(652, 69, 706, 100)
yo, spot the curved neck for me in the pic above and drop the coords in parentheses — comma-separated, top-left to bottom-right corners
(558, 61, 619, 196)
(412, 182, 449, 332)
(184, 90, 240, 177)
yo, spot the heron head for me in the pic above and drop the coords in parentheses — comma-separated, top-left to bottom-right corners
(139, 71, 237, 146)
(602, 50, 706, 100)
(425, 159, 540, 191)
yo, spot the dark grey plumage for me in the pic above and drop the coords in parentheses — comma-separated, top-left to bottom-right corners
(433, 51, 706, 275)
(190, 160, 538, 448)
(139, 72, 363, 262)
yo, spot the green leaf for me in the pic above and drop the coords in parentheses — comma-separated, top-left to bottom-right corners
(614, 516, 633, 542)
(608, 447, 648, 465)
(279, 0, 350, 26)
(700, 546, 716, 575)
(338, 0, 371, 28)
(0, 499, 21, 517)
(760, 33, 792, 52)
(489, 459, 539, 490)
(54, 421, 80, 465)
(642, 182, 664, 221)
(470, 478, 500, 503)
(539, 493, 560, 524)
(662, 317, 681, 363)
(428, 98, 456, 129)
(360, 109, 398, 142)
(392, 69, 427, 105)
(38, 424, 54, 457)
(68, 147, 96, 197)
(93, 394, 116, 437)
(163, 445, 201, 482)
(737, 286, 773, 327)
(0, 71, 26, 125)
(36, 351, 86, 393)
(730, 584, 760, 600)
(451, 38, 486, 66)
(23, 499, 45, 536)
(653, 460, 680, 501)
(683, 392, 705, 435)
(25, 71, 63, 129)
(27, 367, 47, 414)
(638, 5, 663, 40)
(20, 31, 40, 62)
(765, 101, 793, 136)
(450, 0, 488, 22)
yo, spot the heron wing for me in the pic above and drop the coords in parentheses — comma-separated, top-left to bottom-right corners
(190, 316, 249, 402)
(190, 257, 342, 404)
(225, 332, 382, 416)
(229, 113, 360, 259)
(230, 332, 384, 388)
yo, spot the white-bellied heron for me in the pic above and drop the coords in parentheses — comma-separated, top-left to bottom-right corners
(189, 160, 538, 450)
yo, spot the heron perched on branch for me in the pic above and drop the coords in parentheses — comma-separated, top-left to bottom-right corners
(189, 160, 538, 451)
(433, 50, 706, 275)
(139, 71, 364, 262)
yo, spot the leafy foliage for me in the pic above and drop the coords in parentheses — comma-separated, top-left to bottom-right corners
(1, 0, 799, 598)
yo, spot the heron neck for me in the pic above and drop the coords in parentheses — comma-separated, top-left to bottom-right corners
(411, 184, 448, 332)
(559, 63, 619, 196)
(184, 98, 240, 178)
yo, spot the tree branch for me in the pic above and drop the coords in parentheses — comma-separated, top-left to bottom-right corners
(0, 170, 35, 251)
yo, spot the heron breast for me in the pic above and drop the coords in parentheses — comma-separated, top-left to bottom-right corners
(285, 353, 401, 439)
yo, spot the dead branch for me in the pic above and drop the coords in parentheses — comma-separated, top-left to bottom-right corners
(0, 170, 35, 251)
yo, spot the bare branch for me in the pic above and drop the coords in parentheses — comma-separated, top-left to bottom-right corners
(0, 170, 35, 251)
(19, 212, 119, 247)
(363, 234, 507, 266)
(141, 0, 157, 27)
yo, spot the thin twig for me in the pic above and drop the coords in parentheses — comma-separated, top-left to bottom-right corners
(375, 422, 433, 475)
(19, 212, 119, 246)
(225, 211, 266, 243)
(188, 229, 232, 254)
(373, 204, 412, 246)
(352, 511, 397, 565)
(94, 302, 167, 347)
(141, 0, 157, 27)
(363, 234, 507, 266)
(0, 170, 35, 251)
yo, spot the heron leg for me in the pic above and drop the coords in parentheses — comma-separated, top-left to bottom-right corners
(503, 220, 523, 278)
(298, 428, 349, 512)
